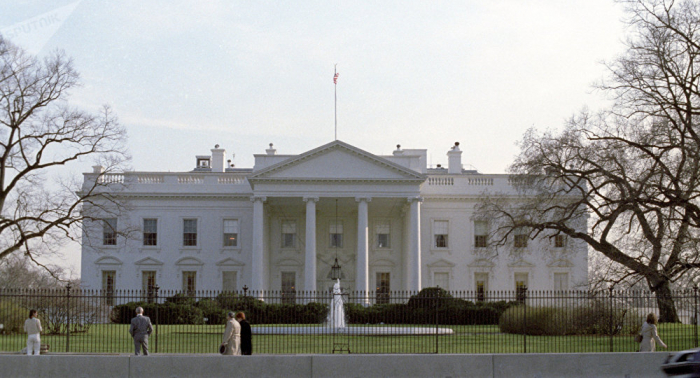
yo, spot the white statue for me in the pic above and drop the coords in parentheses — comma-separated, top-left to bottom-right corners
(328, 279, 346, 328)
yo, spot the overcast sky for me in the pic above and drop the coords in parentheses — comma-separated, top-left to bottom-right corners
(1, 1, 628, 275)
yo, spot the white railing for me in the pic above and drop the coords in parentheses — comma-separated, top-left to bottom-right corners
(99, 174, 125, 184)
(137, 175, 164, 184)
(178, 175, 205, 184)
(466, 177, 493, 186)
(428, 177, 454, 185)
(218, 176, 246, 184)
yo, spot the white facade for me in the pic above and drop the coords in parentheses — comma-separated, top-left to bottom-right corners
(80, 140, 588, 294)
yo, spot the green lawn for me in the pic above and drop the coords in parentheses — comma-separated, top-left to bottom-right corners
(1, 323, 696, 354)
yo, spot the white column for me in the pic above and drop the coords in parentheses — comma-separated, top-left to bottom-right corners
(355, 197, 371, 297)
(303, 197, 319, 293)
(251, 196, 267, 295)
(408, 197, 423, 292)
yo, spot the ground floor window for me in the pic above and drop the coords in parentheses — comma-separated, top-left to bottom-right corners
(475, 273, 488, 302)
(182, 271, 197, 296)
(434, 272, 449, 290)
(222, 271, 238, 292)
(102, 270, 115, 306)
(515, 272, 529, 303)
(281, 271, 296, 304)
(142, 270, 156, 302)
(376, 272, 390, 304)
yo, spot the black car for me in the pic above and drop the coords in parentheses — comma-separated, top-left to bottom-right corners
(662, 348, 700, 377)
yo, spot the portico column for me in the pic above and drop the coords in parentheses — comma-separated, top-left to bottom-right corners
(408, 197, 423, 292)
(356, 197, 371, 297)
(251, 196, 267, 294)
(303, 197, 319, 293)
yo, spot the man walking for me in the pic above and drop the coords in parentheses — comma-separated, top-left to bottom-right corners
(129, 306, 153, 355)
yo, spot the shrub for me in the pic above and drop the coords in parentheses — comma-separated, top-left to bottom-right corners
(499, 304, 642, 336)
(0, 299, 27, 334)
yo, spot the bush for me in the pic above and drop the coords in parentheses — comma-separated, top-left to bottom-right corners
(0, 299, 27, 334)
(499, 304, 642, 336)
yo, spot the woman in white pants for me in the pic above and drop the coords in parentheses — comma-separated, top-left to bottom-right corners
(24, 309, 42, 356)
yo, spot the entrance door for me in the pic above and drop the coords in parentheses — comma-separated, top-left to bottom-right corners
(281, 271, 296, 304)
(376, 272, 390, 304)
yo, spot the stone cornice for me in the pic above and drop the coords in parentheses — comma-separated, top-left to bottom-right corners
(249, 177, 425, 184)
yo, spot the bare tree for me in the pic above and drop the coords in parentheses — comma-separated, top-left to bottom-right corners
(0, 35, 129, 276)
(479, 0, 700, 322)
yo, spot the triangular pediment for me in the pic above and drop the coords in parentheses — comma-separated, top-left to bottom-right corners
(508, 259, 536, 268)
(95, 256, 123, 265)
(250, 140, 425, 183)
(135, 257, 164, 266)
(427, 259, 456, 268)
(175, 257, 204, 266)
(216, 257, 245, 267)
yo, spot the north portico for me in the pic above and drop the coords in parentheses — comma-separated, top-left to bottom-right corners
(247, 140, 426, 293)
(81, 139, 588, 296)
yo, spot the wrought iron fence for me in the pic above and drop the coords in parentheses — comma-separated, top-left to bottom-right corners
(0, 287, 698, 354)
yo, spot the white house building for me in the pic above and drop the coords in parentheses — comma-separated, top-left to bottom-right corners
(80, 140, 588, 297)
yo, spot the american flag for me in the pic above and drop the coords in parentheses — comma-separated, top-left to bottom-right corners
(333, 72, 339, 84)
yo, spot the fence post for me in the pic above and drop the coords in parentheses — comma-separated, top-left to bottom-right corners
(609, 287, 614, 353)
(435, 289, 439, 354)
(154, 285, 160, 353)
(694, 286, 698, 348)
(522, 290, 527, 353)
(66, 283, 72, 353)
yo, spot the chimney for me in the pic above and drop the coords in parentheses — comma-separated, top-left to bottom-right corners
(92, 165, 105, 174)
(266, 143, 276, 155)
(211, 144, 226, 173)
(447, 142, 462, 174)
(393, 144, 404, 156)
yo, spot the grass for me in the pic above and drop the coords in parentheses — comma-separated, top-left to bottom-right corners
(0, 323, 696, 354)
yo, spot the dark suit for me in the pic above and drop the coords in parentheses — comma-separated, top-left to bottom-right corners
(239, 319, 252, 355)
(129, 314, 153, 355)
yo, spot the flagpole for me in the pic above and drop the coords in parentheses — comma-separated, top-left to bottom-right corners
(334, 64, 337, 141)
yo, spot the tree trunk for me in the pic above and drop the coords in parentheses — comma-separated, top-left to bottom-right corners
(654, 281, 680, 323)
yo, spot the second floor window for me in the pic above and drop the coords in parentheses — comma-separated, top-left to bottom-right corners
(375, 221, 390, 248)
(554, 234, 566, 248)
(330, 221, 343, 248)
(282, 220, 297, 248)
(434, 220, 449, 248)
(514, 227, 528, 248)
(223, 219, 239, 247)
(103, 218, 117, 246)
(183, 219, 197, 246)
(143, 219, 157, 246)
(474, 220, 488, 248)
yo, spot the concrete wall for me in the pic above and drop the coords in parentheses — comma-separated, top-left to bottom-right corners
(0, 352, 670, 378)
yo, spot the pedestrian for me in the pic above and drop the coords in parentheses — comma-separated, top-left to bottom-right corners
(221, 311, 241, 355)
(129, 306, 153, 355)
(639, 313, 667, 352)
(24, 309, 42, 356)
(236, 311, 252, 355)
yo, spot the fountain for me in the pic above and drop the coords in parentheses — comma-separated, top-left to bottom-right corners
(253, 280, 454, 336)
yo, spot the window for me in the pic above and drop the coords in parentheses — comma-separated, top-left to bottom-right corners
(375, 221, 390, 248)
(223, 219, 239, 247)
(281, 220, 297, 248)
(281, 271, 296, 304)
(554, 272, 569, 291)
(103, 218, 117, 246)
(143, 219, 157, 246)
(222, 271, 238, 292)
(434, 220, 449, 248)
(183, 219, 197, 246)
(102, 270, 115, 306)
(474, 221, 488, 248)
(514, 227, 528, 248)
(142, 271, 156, 302)
(434, 272, 449, 290)
(376, 272, 390, 304)
(515, 272, 529, 303)
(554, 234, 566, 248)
(182, 271, 197, 295)
(475, 273, 488, 302)
(329, 221, 343, 248)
